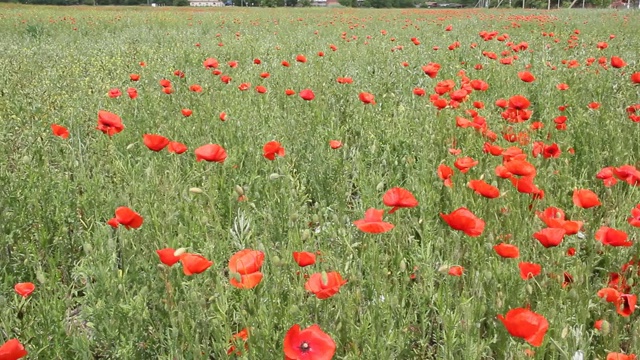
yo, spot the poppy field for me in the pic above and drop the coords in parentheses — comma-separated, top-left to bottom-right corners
(2, 4, 640, 359)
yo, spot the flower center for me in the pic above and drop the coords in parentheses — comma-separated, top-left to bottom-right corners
(299, 341, 310, 353)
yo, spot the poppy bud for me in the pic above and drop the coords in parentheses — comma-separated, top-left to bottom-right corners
(269, 173, 281, 180)
(272, 255, 282, 266)
(526, 284, 533, 294)
(189, 187, 203, 194)
(36, 271, 46, 285)
(599, 320, 611, 335)
(301, 229, 311, 241)
(628, 278, 635, 287)
(234, 185, 244, 196)
(289, 304, 301, 315)
(483, 270, 493, 281)
(561, 326, 569, 339)
(126, 143, 135, 150)
(173, 248, 187, 257)
(399, 259, 407, 272)
(437, 265, 449, 274)
(83, 243, 93, 254)
(376, 181, 385, 192)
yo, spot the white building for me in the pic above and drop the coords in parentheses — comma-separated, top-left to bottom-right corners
(189, 0, 225, 6)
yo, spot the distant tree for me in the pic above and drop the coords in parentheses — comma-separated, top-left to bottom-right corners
(173, 0, 189, 5)
(299, 0, 311, 5)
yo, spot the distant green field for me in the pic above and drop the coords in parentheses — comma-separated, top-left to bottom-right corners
(1, 4, 640, 359)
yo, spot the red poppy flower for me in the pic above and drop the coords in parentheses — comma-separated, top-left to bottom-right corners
(336, 77, 353, 84)
(238, 83, 251, 91)
(556, 83, 569, 90)
(448, 266, 464, 276)
(503, 159, 536, 177)
(421, 62, 441, 78)
(508, 95, 530, 110)
(353, 208, 394, 234)
(0, 339, 28, 360)
(412, 87, 426, 96)
(454, 157, 478, 173)
(596, 227, 632, 247)
(159, 79, 171, 88)
(219, 112, 227, 121)
(195, 144, 227, 163)
(573, 189, 601, 208)
(382, 187, 418, 214)
(493, 243, 519, 258)
(113, 206, 143, 229)
(533, 228, 565, 248)
(628, 204, 640, 227)
(359, 92, 376, 105)
(616, 294, 637, 317)
(470, 79, 489, 91)
(127, 87, 138, 99)
(329, 140, 342, 149)
(299, 89, 315, 101)
(173, 70, 185, 78)
(296, 54, 307, 63)
(597, 166, 618, 187)
(613, 165, 640, 185)
(607, 353, 636, 360)
(598, 287, 622, 303)
(518, 71, 535, 82)
(263, 141, 285, 160)
(293, 251, 316, 267)
(282, 60, 290, 67)
(440, 207, 485, 237)
(162, 87, 174, 94)
(108, 88, 121, 98)
(51, 124, 69, 139)
(143, 134, 170, 152)
(204, 58, 219, 69)
(189, 84, 203, 93)
(611, 56, 626, 68)
(468, 180, 500, 198)
(631, 72, 640, 84)
(588, 102, 601, 110)
(182, 109, 193, 117)
(283, 324, 336, 360)
(129, 74, 140, 81)
(156, 248, 180, 267)
(180, 253, 213, 276)
(519, 262, 542, 280)
(227, 328, 250, 356)
(168, 141, 187, 154)
(305, 271, 347, 299)
(255, 85, 267, 94)
(285, 89, 296, 96)
(96, 110, 124, 136)
(438, 164, 454, 187)
(227, 61, 238, 68)
(497, 308, 548, 347)
(229, 249, 265, 289)
(14, 282, 35, 298)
